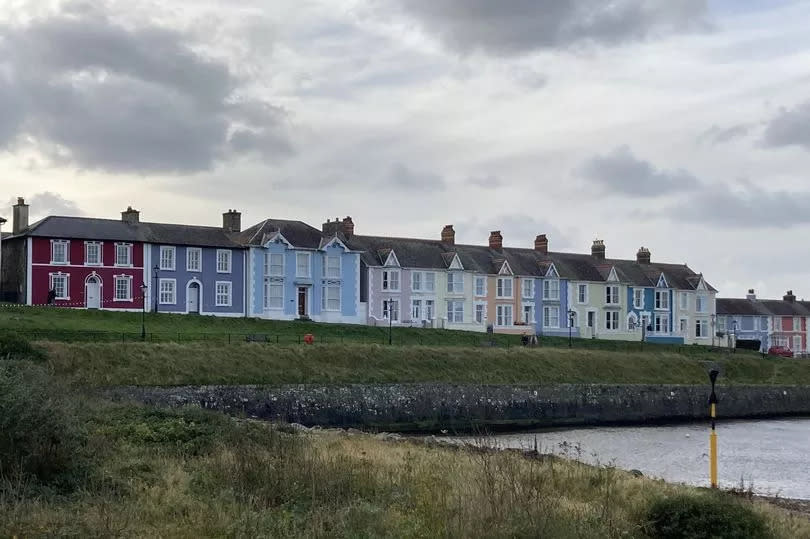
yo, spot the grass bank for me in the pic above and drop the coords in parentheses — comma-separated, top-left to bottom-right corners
(1, 364, 806, 538)
(41, 341, 810, 387)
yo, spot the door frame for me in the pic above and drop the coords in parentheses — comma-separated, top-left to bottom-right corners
(85, 274, 102, 309)
(297, 286, 310, 318)
(186, 279, 202, 314)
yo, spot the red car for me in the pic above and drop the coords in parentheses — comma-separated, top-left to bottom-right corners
(768, 346, 794, 358)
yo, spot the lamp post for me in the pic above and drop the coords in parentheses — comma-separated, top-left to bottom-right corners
(388, 297, 394, 345)
(711, 314, 716, 349)
(140, 283, 147, 340)
(708, 368, 720, 488)
(0, 216, 6, 301)
(152, 265, 159, 313)
(568, 309, 575, 347)
(732, 320, 738, 353)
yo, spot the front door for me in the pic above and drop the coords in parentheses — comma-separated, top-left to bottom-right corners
(86, 277, 100, 309)
(187, 283, 200, 314)
(587, 311, 595, 337)
(793, 335, 802, 356)
(298, 287, 308, 317)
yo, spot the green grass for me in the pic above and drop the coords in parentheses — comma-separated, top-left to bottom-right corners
(41, 341, 810, 387)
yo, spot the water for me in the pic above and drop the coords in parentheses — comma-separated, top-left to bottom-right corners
(452, 419, 810, 500)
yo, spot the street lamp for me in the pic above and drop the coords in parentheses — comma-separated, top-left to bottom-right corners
(0, 216, 6, 301)
(568, 309, 575, 347)
(388, 297, 394, 345)
(140, 283, 148, 340)
(152, 264, 159, 313)
(732, 320, 738, 353)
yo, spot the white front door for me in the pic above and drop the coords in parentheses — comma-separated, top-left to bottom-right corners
(187, 283, 200, 313)
(793, 335, 802, 355)
(86, 278, 100, 309)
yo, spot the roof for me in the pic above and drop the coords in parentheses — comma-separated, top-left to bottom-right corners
(717, 297, 810, 316)
(9, 216, 241, 248)
(236, 219, 337, 250)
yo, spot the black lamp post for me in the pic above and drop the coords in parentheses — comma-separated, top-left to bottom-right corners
(140, 283, 147, 340)
(388, 297, 394, 345)
(732, 320, 738, 353)
(152, 265, 159, 313)
(568, 309, 575, 347)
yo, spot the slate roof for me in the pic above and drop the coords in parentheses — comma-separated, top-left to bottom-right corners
(236, 219, 326, 249)
(717, 297, 810, 316)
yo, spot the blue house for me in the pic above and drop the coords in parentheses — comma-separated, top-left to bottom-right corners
(237, 217, 364, 324)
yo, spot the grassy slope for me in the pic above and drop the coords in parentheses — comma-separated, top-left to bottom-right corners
(43, 342, 810, 387)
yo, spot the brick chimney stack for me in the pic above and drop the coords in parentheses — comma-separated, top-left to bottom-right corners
(591, 239, 606, 261)
(784, 290, 796, 303)
(746, 289, 757, 301)
(322, 217, 341, 236)
(121, 206, 140, 224)
(534, 234, 548, 254)
(489, 230, 503, 250)
(441, 225, 455, 245)
(12, 197, 28, 235)
(222, 209, 242, 233)
(341, 216, 354, 238)
(636, 246, 651, 264)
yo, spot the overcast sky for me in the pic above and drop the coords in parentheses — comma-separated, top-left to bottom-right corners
(2, 0, 810, 299)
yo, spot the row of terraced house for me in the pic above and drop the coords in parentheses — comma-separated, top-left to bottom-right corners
(0, 197, 807, 352)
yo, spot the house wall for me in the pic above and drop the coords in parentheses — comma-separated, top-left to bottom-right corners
(537, 277, 571, 337)
(0, 237, 27, 303)
(718, 314, 770, 351)
(772, 315, 807, 354)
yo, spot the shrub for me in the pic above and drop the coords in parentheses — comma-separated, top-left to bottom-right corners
(0, 333, 44, 361)
(645, 493, 771, 539)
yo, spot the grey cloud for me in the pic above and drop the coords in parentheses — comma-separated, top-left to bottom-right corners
(456, 214, 573, 250)
(6, 192, 83, 218)
(388, 163, 446, 191)
(579, 146, 701, 197)
(467, 175, 505, 189)
(762, 101, 810, 151)
(0, 6, 293, 174)
(698, 123, 751, 145)
(391, 0, 709, 55)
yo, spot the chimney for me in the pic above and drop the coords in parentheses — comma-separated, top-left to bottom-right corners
(121, 206, 140, 224)
(534, 234, 548, 254)
(322, 217, 341, 236)
(441, 225, 455, 245)
(784, 290, 796, 303)
(488, 230, 503, 250)
(636, 247, 651, 264)
(342, 216, 354, 238)
(591, 239, 606, 261)
(12, 197, 29, 235)
(222, 209, 242, 233)
(746, 289, 756, 301)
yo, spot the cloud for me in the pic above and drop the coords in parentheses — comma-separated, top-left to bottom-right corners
(388, 163, 446, 191)
(698, 123, 751, 145)
(390, 0, 710, 56)
(456, 214, 573, 250)
(467, 175, 505, 189)
(762, 100, 810, 151)
(0, 5, 294, 174)
(578, 146, 701, 197)
(6, 192, 83, 219)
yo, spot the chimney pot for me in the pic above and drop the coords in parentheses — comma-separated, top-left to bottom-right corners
(534, 234, 548, 254)
(342, 216, 354, 238)
(12, 197, 29, 235)
(222, 209, 241, 233)
(746, 289, 757, 300)
(636, 246, 651, 264)
(488, 230, 503, 250)
(591, 239, 606, 260)
(441, 225, 455, 245)
(121, 206, 140, 224)
(784, 290, 796, 303)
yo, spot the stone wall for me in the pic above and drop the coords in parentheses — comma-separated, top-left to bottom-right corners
(105, 384, 810, 432)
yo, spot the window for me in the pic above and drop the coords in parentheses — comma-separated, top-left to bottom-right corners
(425, 300, 435, 320)
(51, 240, 69, 264)
(605, 285, 620, 305)
(522, 279, 534, 299)
(523, 305, 534, 324)
(114, 275, 132, 301)
(49, 273, 69, 299)
(447, 272, 463, 293)
(793, 335, 802, 353)
(696, 318, 709, 338)
(794, 317, 802, 332)
(654, 314, 669, 333)
(578, 284, 588, 304)
(496, 305, 513, 327)
(496, 277, 513, 298)
(115, 243, 132, 266)
(264, 279, 283, 309)
(655, 290, 669, 310)
(325, 255, 341, 278)
(159, 246, 176, 270)
(85, 242, 102, 266)
(383, 299, 400, 322)
(605, 311, 620, 331)
(412, 272, 422, 292)
(296, 253, 311, 277)
(265, 253, 284, 277)
(382, 269, 400, 291)
(475, 276, 486, 297)
(696, 294, 708, 313)
(717, 317, 727, 332)
(680, 293, 689, 310)
(543, 306, 560, 328)
(475, 303, 486, 324)
(633, 289, 643, 309)
(412, 299, 422, 320)
(679, 318, 689, 335)
(447, 300, 464, 323)
(761, 317, 769, 331)
(322, 281, 340, 311)
(543, 279, 560, 301)
(159, 279, 176, 304)
(215, 282, 232, 306)
(186, 248, 202, 272)
(217, 250, 232, 273)
(424, 273, 436, 292)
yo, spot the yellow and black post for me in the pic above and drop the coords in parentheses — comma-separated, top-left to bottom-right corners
(708, 369, 719, 488)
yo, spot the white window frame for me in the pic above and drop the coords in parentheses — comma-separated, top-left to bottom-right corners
(85, 241, 102, 266)
(522, 279, 534, 299)
(115, 243, 132, 267)
(793, 317, 802, 332)
(215, 281, 232, 307)
(159, 278, 176, 305)
(49, 273, 69, 300)
(383, 299, 400, 322)
(496, 277, 513, 299)
(382, 269, 400, 291)
(577, 284, 589, 305)
(425, 299, 435, 320)
(475, 276, 487, 297)
(474, 303, 486, 324)
(605, 311, 620, 331)
(496, 304, 513, 327)
(605, 285, 620, 305)
(679, 317, 689, 335)
(447, 300, 464, 323)
(325, 255, 341, 279)
(543, 279, 560, 301)
(633, 289, 644, 309)
(412, 299, 422, 320)
(50, 240, 69, 265)
(295, 252, 311, 278)
(696, 294, 708, 314)
(447, 272, 464, 294)
(159, 246, 176, 271)
(654, 313, 670, 334)
(186, 247, 202, 272)
(412, 272, 423, 292)
(264, 278, 284, 310)
(543, 306, 560, 328)
(113, 275, 132, 302)
(793, 335, 802, 353)
(265, 253, 284, 277)
(680, 292, 689, 311)
(216, 249, 232, 274)
(424, 272, 436, 292)
(695, 318, 709, 338)
(322, 280, 341, 311)
(655, 290, 669, 310)
(523, 304, 535, 324)
(717, 316, 727, 333)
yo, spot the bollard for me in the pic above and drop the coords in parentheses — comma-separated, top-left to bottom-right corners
(708, 368, 719, 488)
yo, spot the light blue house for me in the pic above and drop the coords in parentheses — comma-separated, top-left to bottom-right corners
(237, 217, 364, 323)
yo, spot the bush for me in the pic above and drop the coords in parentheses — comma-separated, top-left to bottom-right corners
(645, 493, 771, 539)
(0, 333, 44, 361)
(0, 364, 83, 488)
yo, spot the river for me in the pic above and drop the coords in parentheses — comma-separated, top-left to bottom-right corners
(449, 418, 810, 500)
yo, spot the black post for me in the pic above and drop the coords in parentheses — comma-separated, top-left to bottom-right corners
(152, 265, 159, 313)
(388, 298, 393, 345)
(141, 286, 146, 340)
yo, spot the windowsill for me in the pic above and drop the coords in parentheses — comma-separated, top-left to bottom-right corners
(187, 269, 202, 273)
(159, 302, 176, 305)
(114, 264, 133, 268)
(160, 267, 175, 271)
(50, 261, 69, 265)
(113, 298, 132, 302)
(216, 304, 232, 308)
(495, 296, 513, 300)
(54, 297, 70, 301)
(217, 271, 232, 274)
(86, 263, 103, 267)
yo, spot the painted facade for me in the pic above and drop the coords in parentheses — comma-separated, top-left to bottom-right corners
(717, 291, 809, 355)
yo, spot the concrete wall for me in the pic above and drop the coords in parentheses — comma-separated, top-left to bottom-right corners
(107, 383, 810, 433)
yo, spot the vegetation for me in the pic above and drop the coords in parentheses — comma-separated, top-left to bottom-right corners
(40, 341, 810, 387)
(1, 363, 807, 538)
(645, 494, 771, 539)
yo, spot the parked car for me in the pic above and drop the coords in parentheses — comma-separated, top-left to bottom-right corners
(768, 346, 794, 358)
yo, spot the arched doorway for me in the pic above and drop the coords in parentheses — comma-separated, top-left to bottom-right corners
(86, 276, 101, 309)
(187, 281, 200, 314)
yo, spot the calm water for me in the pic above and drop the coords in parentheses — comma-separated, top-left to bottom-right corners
(451, 419, 810, 500)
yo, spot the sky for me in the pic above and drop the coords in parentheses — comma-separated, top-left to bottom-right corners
(1, 0, 810, 299)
